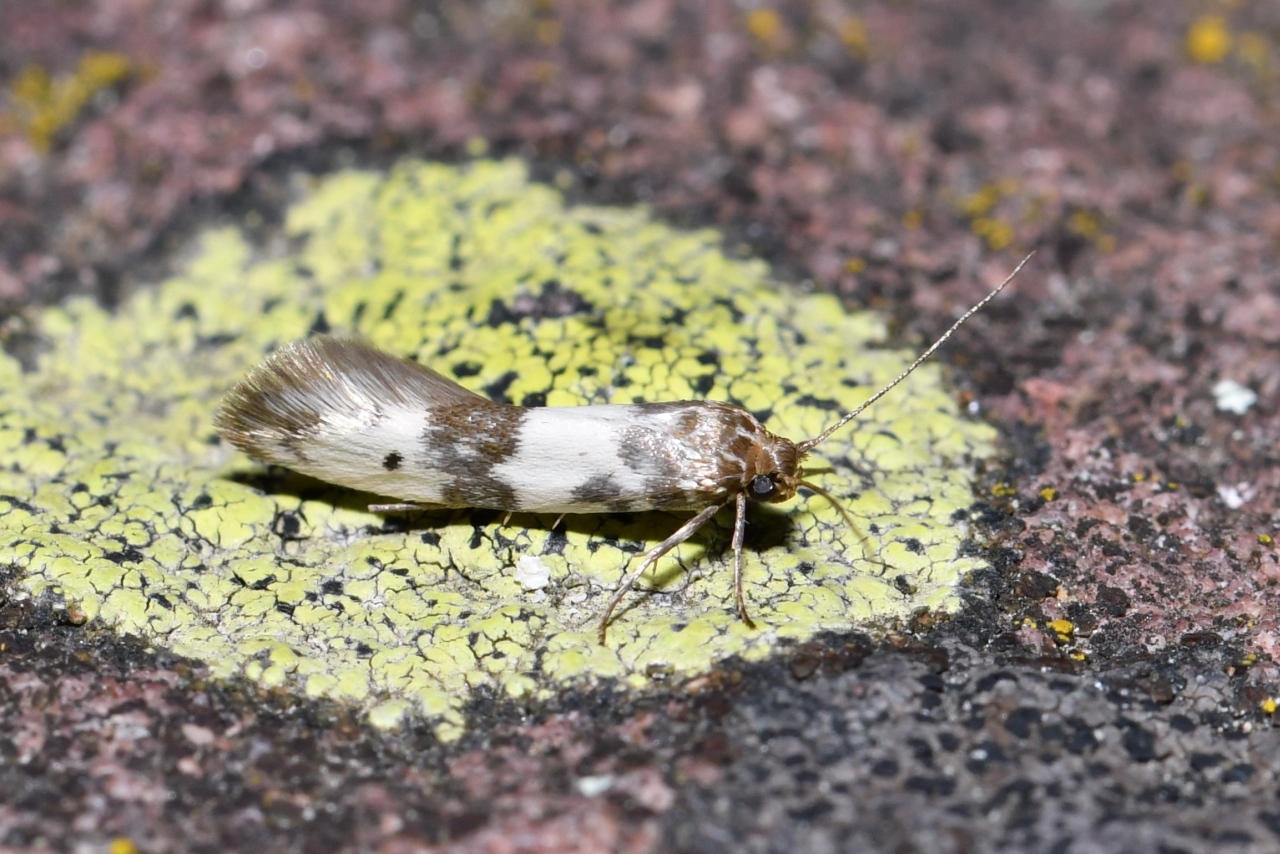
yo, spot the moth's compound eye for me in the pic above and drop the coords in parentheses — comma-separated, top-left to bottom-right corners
(750, 474, 776, 499)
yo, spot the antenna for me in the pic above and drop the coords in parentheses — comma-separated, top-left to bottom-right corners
(796, 252, 1032, 454)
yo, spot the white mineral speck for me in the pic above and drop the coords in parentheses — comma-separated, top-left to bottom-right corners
(576, 774, 615, 797)
(1212, 379, 1257, 415)
(1217, 483, 1253, 509)
(515, 555, 552, 591)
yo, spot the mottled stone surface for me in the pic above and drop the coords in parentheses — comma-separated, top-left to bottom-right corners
(3, 0, 1279, 851)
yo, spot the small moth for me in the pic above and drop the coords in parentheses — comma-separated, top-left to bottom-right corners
(215, 256, 1029, 643)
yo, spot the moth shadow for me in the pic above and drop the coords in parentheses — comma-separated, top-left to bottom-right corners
(224, 466, 802, 587)
(549, 502, 799, 595)
(223, 467, 469, 527)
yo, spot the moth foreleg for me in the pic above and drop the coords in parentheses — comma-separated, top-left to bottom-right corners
(800, 479, 893, 573)
(731, 491, 757, 630)
(596, 499, 729, 645)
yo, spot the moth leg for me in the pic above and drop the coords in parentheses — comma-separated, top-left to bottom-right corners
(501, 511, 513, 526)
(368, 501, 443, 513)
(597, 499, 728, 645)
(731, 491, 757, 629)
(799, 479, 893, 572)
(551, 514, 565, 530)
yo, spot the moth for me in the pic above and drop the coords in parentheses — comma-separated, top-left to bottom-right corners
(215, 256, 1028, 643)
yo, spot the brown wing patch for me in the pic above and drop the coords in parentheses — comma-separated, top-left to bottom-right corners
(615, 401, 769, 509)
(425, 401, 524, 509)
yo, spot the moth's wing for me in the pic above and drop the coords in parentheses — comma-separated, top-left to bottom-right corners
(214, 336, 490, 504)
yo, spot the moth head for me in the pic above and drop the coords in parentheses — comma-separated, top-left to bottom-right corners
(745, 434, 805, 504)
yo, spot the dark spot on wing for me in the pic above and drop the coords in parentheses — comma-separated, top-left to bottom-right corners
(383, 451, 403, 471)
(571, 472, 622, 508)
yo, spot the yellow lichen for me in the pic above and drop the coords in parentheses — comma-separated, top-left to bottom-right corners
(0, 159, 999, 737)
(1048, 619, 1074, 642)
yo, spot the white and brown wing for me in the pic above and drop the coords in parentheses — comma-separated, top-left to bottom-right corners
(215, 336, 781, 513)
(485, 402, 770, 513)
(215, 336, 505, 505)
